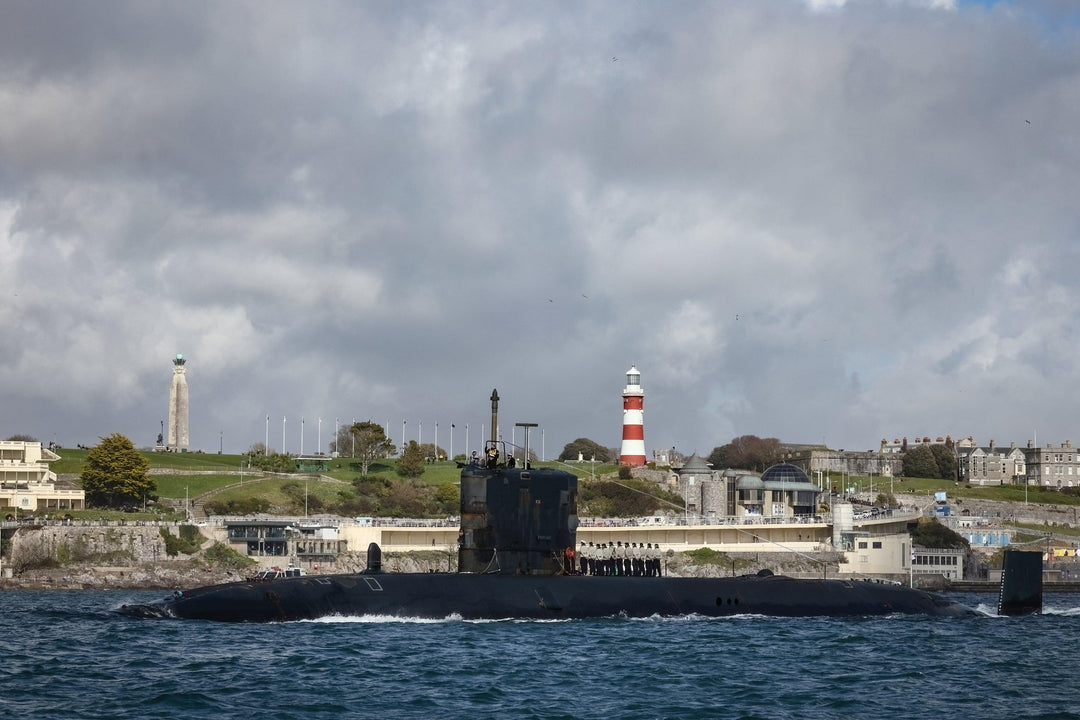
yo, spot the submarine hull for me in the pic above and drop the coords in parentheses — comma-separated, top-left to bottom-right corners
(119, 572, 978, 622)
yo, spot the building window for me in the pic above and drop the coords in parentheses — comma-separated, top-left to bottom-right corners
(872, 541, 882, 549)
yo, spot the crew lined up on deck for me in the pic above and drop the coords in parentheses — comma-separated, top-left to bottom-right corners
(570, 541, 663, 577)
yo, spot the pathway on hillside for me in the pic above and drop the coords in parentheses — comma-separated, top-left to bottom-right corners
(187, 473, 351, 519)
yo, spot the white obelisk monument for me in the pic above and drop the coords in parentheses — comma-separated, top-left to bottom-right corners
(168, 353, 190, 450)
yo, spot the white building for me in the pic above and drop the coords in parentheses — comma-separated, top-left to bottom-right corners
(0, 441, 85, 515)
(841, 533, 965, 581)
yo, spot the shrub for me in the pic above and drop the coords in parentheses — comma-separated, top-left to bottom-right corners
(203, 542, 256, 572)
(684, 548, 724, 564)
(204, 497, 272, 515)
(161, 525, 203, 556)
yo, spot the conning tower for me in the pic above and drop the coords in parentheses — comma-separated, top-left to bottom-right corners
(458, 389, 579, 575)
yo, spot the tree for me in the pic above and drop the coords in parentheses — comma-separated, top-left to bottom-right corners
(337, 421, 397, 475)
(247, 452, 296, 473)
(419, 443, 447, 461)
(577, 478, 685, 517)
(79, 433, 155, 508)
(396, 440, 425, 478)
(902, 444, 940, 479)
(929, 444, 958, 482)
(5, 434, 38, 442)
(910, 518, 969, 549)
(708, 435, 781, 472)
(559, 438, 611, 463)
(435, 483, 459, 514)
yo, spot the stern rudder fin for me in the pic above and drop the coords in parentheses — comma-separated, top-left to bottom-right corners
(998, 549, 1042, 616)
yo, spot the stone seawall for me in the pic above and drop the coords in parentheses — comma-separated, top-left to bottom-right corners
(1, 526, 850, 590)
(8, 525, 180, 567)
(1, 525, 229, 589)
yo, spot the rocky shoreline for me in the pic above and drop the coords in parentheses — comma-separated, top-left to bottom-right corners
(5, 494, 1077, 591)
(2, 550, 856, 591)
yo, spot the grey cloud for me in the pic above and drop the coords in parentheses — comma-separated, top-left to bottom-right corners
(2, 1, 1079, 459)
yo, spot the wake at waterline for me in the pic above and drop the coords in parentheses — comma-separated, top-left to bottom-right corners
(1039, 604, 1080, 616)
(295, 610, 944, 624)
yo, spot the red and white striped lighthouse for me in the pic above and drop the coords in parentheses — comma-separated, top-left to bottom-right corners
(619, 365, 646, 466)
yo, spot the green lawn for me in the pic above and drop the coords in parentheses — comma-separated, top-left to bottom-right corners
(155, 474, 252, 499)
(320, 459, 463, 485)
(319, 458, 617, 486)
(51, 448, 246, 474)
(208, 477, 355, 506)
(53, 445, 1080, 511)
(827, 472, 1080, 506)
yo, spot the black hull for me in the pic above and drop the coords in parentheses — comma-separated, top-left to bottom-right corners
(118, 572, 978, 622)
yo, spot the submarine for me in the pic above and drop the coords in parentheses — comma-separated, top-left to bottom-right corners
(119, 391, 1041, 622)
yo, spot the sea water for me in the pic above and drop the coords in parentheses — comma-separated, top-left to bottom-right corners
(1, 589, 1078, 720)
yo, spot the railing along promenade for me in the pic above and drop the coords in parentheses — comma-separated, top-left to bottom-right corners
(2, 507, 923, 532)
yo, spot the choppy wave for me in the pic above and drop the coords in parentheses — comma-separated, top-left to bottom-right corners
(6, 590, 1080, 719)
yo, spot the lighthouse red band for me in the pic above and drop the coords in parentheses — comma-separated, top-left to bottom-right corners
(619, 365, 646, 466)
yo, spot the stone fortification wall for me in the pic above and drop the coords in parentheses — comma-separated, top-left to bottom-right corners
(896, 493, 1080, 528)
(8, 525, 185, 569)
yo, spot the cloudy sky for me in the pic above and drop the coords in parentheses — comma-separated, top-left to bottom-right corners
(3, 0, 1079, 460)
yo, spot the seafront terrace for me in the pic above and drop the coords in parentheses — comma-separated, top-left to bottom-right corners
(1, 508, 922, 560)
(325, 508, 922, 554)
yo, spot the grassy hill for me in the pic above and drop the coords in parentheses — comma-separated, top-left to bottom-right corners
(835, 472, 1080, 507)
(51, 447, 622, 515)
(51, 448, 245, 475)
(49, 445, 1080, 519)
